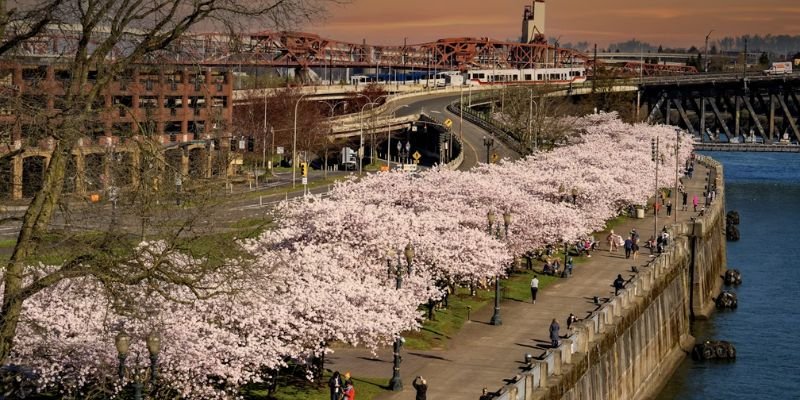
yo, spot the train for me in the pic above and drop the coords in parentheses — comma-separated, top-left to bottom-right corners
(350, 65, 587, 87)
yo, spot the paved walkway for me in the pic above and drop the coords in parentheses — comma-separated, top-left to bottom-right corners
(328, 162, 712, 400)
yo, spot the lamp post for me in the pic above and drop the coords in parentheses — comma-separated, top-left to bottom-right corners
(528, 88, 539, 151)
(651, 137, 660, 237)
(389, 244, 413, 391)
(292, 93, 310, 188)
(487, 209, 511, 326)
(115, 331, 161, 400)
(483, 136, 495, 164)
(673, 128, 681, 224)
(704, 30, 714, 73)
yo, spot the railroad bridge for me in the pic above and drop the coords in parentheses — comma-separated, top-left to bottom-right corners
(641, 73, 800, 145)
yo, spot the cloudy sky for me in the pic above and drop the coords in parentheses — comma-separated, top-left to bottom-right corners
(310, 0, 800, 47)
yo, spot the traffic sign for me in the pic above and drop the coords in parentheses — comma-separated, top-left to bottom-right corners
(276, 146, 284, 155)
(444, 118, 453, 128)
(302, 177, 308, 185)
(412, 151, 422, 160)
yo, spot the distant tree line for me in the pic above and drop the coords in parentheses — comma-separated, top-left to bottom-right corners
(556, 35, 800, 59)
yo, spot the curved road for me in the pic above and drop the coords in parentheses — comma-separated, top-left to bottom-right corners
(390, 92, 520, 170)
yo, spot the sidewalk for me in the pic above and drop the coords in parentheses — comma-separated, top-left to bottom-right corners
(327, 162, 712, 399)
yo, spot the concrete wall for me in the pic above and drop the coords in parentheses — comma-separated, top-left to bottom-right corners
(493, 157, 726, 400)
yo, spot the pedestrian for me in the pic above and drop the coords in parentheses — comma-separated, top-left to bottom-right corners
(607, 230, 617, 252)
(666, 200, 672, 216)
(566, 257, 574, 276)
(329, 371, 343, 400)
(613, 274, 625, 295)
(413, 376, 428, 400)
(624, 237, 633, 259)
(692, 194, 699, 212)
(343, 380, 355, 400)
(681, 190, 688, 211)
(530, 275, 539, 304)
(549, 318, 560, 347)
(567, 313, 578, 330)
(632, 241, 640, 260)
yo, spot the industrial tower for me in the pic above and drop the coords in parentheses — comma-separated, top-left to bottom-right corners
(521, 0, 546, 44)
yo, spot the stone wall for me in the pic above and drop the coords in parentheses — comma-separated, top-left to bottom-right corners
(492, 157, 727, 400)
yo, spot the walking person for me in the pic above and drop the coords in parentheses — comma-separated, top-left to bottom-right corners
(632, 240, 640, 260)
(329, 371, 343, 400)
(666, 200, 673, 216)
(530, 275, 539, 304)
(413, 376, 428, 400)
(624, 237, 633, 259)
(607, 230, 617, 252)
(681, 190, 688, 211)
(692, 194, 699, 212)
(549, 319, 561, 347)
(613, 274, 625, 295)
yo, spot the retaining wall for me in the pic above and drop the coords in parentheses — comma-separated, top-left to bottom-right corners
(493, 157, 726, 400)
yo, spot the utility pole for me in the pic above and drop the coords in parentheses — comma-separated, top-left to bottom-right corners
(704, 30, 714, 73)
(592, 43, 597, 93)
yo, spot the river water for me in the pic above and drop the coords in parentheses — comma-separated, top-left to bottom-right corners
(657, 152, 800, 399)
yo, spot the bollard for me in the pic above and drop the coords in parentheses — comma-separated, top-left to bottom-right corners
(259, 196, 263, 207)
(466, 306, 472, 321)
(524, 353, 533, 364)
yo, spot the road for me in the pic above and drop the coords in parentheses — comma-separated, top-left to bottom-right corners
(391, 92, 520, 169)
(0, 91, 511, 241)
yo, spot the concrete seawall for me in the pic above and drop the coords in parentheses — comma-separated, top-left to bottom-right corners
(494, 157, 727, 400)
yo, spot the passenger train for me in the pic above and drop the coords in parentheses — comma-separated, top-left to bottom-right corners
(350, 65, 587, 87)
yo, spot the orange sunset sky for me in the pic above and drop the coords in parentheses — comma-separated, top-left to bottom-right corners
(307, 0, 800, 47)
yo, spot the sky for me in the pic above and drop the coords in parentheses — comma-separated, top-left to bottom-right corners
(308, 0, 800, 48)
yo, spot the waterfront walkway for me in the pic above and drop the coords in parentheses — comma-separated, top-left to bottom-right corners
(328, 163, 712, 400)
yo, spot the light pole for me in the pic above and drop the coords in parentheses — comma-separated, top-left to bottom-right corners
(528, 88, 539, 151)
(673, 128, 681, 224)
(115, 331, 161, 400)
(483, 136, 495, 164)
(704, 30, 714, 73)
(292, 92, 309, 188)
(488, 209, 512, 326)
(389, 244, 414, 391)
(651, 136, 660, 236)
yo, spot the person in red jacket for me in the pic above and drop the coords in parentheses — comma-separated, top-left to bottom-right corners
(342, 379, 355, 400)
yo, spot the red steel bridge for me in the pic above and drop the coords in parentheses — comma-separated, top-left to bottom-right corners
(15, 29, 697, 76)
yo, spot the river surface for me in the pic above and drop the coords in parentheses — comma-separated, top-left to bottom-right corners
(657, 152, 800, 399)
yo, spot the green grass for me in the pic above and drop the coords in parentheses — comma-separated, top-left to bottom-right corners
(0, 238, 17, 248)
(243, 370, 389, 400)
(403, 268, 559, 351)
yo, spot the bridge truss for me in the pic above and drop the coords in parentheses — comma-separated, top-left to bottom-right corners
(11, 29, 697, 75)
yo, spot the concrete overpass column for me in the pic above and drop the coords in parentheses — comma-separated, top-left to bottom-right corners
(11, 155, 22, 200)
(664, 95, 671, 125)
(734, 95, 741, 139)
(181, 147, 190, 177)
(699, 97, 706, 142)
(74, 152, 86, 195)
(769, 93, 776, 143)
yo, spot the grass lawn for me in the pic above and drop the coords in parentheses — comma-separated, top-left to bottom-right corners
(243, 370, 389, 400)
(403, 268, 559, 351)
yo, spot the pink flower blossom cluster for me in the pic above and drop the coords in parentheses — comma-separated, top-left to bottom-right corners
(3, 113, 692, 398)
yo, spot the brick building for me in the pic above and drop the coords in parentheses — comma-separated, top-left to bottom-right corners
(0, 63, 234, 200)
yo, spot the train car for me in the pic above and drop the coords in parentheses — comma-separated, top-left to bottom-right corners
(463, 66, 587, 86)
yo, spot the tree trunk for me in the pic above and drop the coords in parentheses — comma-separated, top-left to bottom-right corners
(0, 139, 70, 364)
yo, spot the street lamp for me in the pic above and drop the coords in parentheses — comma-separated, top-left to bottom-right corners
(673, 128, 681, 223)
(115, 331, 161, 400)
(488, 209, 511, 326)
(704, 30, 714, 73)
(651, 136, 660, 236)
(292, 93, 310, 188)
(528, 88, 539, 151)
(389, 244, 413, 391)
(483, 136, 495, 164)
